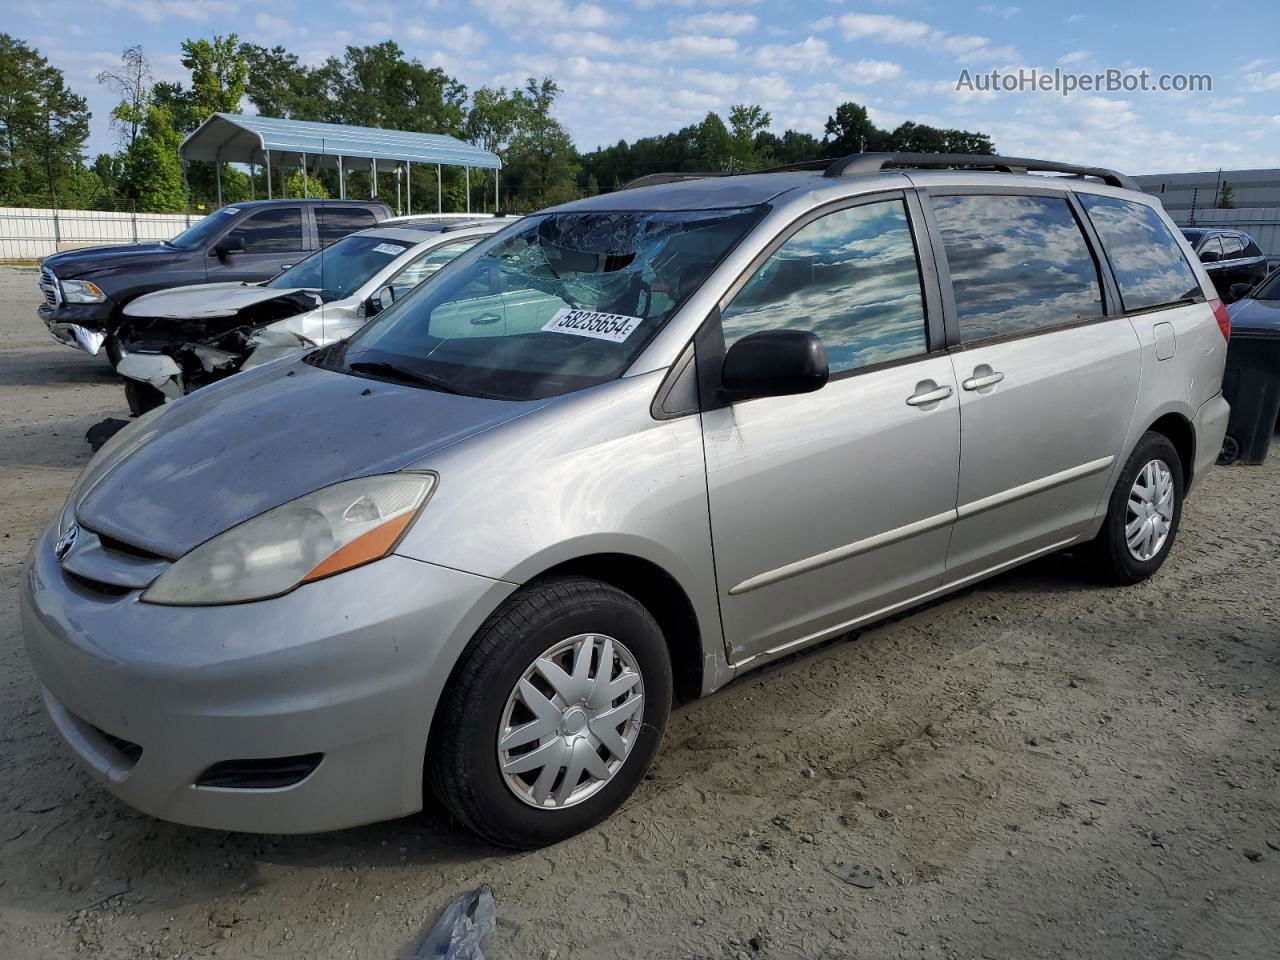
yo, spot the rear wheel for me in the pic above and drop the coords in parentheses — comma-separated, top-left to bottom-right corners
(1084, 431, 1184, 584)
(428, 577, 672, 849)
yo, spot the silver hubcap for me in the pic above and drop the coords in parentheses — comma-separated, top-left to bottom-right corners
(498, 633, 644, 809)
(1126, 459, 1175, 561)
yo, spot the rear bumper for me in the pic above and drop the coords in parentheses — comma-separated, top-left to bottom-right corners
(20, 526, 515, 833)
(1190, 391, 1230, 493)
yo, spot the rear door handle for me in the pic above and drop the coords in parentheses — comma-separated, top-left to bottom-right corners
(906, 385, 953, 406)
(962, 371, 1005, 391)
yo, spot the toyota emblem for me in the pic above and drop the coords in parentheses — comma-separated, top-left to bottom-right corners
(54, 523, 79, 562)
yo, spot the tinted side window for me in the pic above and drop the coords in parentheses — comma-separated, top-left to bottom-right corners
(1219, 235, 1245, 259)
(720, 198, 928, 375)
(1199, 236, 1224, 262)
(1243, 237, 1264, 258)
(231, 208, 304, 253)
(1077, 194, 1201, 311)
(932, 194, 1103, 342)
(317, 206, 380, 246)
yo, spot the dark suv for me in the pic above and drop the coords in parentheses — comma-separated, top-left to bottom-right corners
(1180, 228, 1268, 301)
(38, 199, 391, 365)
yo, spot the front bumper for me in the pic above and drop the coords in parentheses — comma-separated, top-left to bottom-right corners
(39, 302, 114, 356)
(20, 527, 515, 833)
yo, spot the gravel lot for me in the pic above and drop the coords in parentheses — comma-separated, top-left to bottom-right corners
(0, 263, 1277, 960)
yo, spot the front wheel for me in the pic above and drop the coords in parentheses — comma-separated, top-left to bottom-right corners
(428, 577, 672, 849)
(1084, 431, 1184, 584)
(104, 333, 125, 369)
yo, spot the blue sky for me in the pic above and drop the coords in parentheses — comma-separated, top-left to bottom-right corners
(8, 0, 1280, 175)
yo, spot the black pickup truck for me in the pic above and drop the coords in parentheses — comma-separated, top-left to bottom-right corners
(38, 198, 391, 365)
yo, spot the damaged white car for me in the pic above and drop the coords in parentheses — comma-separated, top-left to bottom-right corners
(115, 217, 518, 413)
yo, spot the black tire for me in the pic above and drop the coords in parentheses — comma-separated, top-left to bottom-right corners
(123, 378, 165, 416)
(428, 577, 672, 849)
(1085, 431, 1184, 585)
(104, 333, 125, 370)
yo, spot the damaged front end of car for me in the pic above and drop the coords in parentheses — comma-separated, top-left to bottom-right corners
(116, 290, 321, 414)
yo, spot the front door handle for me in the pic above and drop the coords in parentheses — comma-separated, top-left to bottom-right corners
(906, 384, 953, 406)
(962, 371, 1005, 391)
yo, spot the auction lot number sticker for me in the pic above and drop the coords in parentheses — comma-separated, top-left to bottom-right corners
(542, 308, 643, 343)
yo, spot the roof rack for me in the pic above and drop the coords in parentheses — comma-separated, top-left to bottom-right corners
(617, 152, 1138, 193)
(619, 172, 733, 191)
(822, 152, 1138, 190)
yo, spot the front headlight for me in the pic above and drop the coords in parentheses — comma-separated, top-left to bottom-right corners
(142, 473, 435, 605)
(60, 279, 108, 303)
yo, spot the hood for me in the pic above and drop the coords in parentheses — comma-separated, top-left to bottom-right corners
(75, 358, 545, 558)
(43, 242, 181, 278)
(1226, 296, 1280, 333)
(123, 282, 318, 320)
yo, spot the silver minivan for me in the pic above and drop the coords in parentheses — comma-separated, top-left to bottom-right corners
(21, 153, 1231, 848)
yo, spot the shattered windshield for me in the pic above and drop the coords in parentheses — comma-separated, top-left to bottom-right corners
(315, 206, 765, 400)
(268, 234, 418, 302)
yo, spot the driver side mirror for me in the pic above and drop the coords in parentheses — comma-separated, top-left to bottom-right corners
(213, 235, 246, 259)
(1227, 282, 1253, 304)
(367, 284, 397, 316)
(720, 330, 829, 403)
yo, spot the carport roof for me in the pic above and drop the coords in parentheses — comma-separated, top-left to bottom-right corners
(180, 113, 501, 171)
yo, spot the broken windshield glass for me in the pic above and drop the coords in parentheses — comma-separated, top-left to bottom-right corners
(323, 205, 765, 401)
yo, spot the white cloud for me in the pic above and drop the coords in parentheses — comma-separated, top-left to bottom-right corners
(546, 31, 620, 55)
(754, 37, 833, 73)
(1067, 13, 1084, 23)
(1058, 50, 1090, 65)
(650, 35, 738, 60)
(978, 4, 1020, 18)
(102, 0, 238, 22)
(820, 12, 1019, 64)
(1245, 70, 1280, 92)
(668, 11, 757, 35)
(475, 0, 618, 30)
(408, 23, 487, 54)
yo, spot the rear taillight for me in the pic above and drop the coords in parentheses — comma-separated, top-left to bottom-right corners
(1209, 298, 1230, 340)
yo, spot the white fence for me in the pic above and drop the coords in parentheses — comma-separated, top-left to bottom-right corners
(0, 207, 203, 260)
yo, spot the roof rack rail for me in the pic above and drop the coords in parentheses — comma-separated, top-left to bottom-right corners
(618, 171, 734, 191)
(823, 152, 1138, 190)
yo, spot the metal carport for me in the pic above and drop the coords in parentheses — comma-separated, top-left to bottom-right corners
(179, 113, 502, 213)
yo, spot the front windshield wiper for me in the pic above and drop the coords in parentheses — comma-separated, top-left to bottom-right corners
(348, 360, 462, 395)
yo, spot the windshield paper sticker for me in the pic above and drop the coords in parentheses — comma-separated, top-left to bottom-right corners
(372, 242, 406, 255)
(542, 308, 643, 343)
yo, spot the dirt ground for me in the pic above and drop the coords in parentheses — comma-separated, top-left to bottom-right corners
(0, 263, 1277, 960)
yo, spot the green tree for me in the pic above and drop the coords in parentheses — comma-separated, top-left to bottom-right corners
(96, 45, 152, 149)
(0, 35, 90, 203)
(282, 167, 329, 199)
(121, 102, 186, 211)
(504, 77, 578, 208)
(727, 103, 771, 170)
(465, 86, 522, 154)
(1217, 180, 1235, 209)
(823, 102, 887, 155)
(887, 120, 995, 155)
(182, 35, 248, 119)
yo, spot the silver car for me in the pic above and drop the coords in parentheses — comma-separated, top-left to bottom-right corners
(115, 217, 516, 409)
(21, 153, 1231, 848)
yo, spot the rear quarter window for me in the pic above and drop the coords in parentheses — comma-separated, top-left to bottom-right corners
(1078, 194, 1202, 311)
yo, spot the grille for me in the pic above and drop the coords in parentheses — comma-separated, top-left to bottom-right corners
(196, 754, 324, 790)
(94, 728, 144, 765)
(39, 267, 60, 307)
